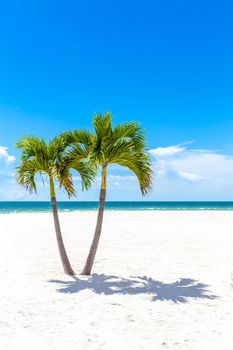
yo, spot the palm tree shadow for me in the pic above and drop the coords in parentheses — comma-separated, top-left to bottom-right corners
(48, 274, 217, 303)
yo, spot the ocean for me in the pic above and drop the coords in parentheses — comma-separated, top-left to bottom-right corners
(0, 201, 233, 213)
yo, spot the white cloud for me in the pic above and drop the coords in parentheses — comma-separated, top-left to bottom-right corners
(6, 155, 16, 163)
(150, 143, 233, 200)
(0, 146, 15, 163)
(109, 175, 135, 181)
(150, 145, 185, 157)
(150, 141, 194, 158)
(177, 171, 210, 183)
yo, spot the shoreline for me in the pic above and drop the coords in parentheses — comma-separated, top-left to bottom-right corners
(1, 209, 233, 215)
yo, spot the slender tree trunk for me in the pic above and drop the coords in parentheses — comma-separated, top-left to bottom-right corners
(81, 165, 107, 275)
(49, 177, 75, 276)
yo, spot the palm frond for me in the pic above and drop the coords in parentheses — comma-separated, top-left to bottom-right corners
(57, 130, 96, 192)
(93, 112, 112, 141)
(112, 121, 145, 152)
(71, 160, 96, 191)
(48, 135, 67, 160)
(109, 151, 153, 195)
(16, 136, 48, 163)
(16, 159, 38, 194)
(61, 129, 93, 149)
(66, 143, 90, 161)
(56, 165, 76, 198)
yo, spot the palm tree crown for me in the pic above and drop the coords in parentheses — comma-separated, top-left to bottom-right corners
(16, 135, 93, 195)
(64, 112, 153, 195)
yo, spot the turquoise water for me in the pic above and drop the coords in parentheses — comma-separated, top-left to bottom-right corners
(0, 201, 233, 213)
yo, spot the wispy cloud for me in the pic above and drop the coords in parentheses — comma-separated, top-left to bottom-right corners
(150, 145, 185, 157)
(177, 171, 210, 183)
(0, 145, 16, 164)
(150, 141, 193, 158)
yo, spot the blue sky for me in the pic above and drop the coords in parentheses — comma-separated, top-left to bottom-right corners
(0, 0, 232, 201)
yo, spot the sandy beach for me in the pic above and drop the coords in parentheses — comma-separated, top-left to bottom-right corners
(0, 210, 233, 349)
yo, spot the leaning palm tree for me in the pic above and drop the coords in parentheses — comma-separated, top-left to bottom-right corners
(63, 112, 153, 275)
(16, 135, 93, 275)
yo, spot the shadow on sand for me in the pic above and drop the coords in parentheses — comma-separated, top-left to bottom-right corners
(48, 274, 217, 303)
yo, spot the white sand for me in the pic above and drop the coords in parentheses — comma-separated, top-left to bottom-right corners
(0, 210, 233, 349)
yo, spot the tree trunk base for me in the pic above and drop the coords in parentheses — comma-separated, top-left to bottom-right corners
(64, 265, 76, 275)
(65, 269, 76, 276)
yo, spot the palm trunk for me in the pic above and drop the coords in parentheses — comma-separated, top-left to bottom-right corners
(50, 177, 75, 276)
(81, 165, 107, 275)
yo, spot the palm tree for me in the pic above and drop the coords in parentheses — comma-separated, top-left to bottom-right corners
(63, 112, 153, 275)
(16, 135, 93, 275)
